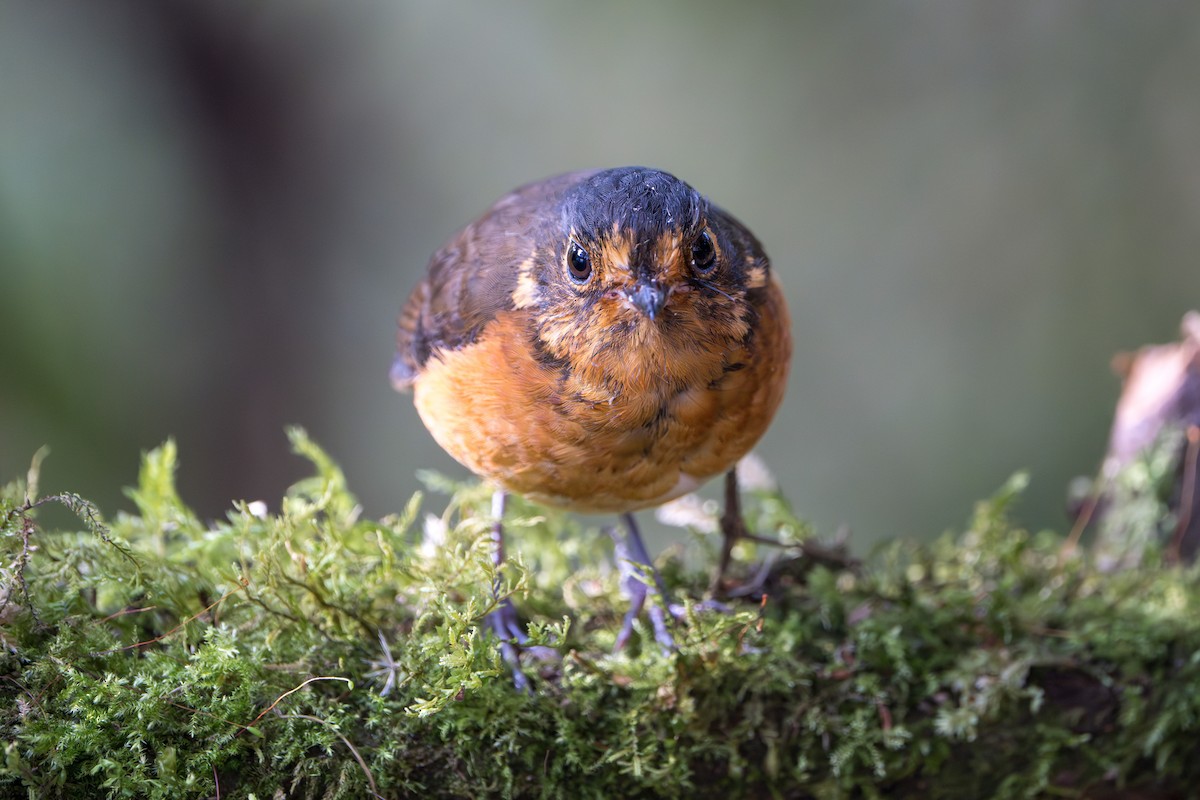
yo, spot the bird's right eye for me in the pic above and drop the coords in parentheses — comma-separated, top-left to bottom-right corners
(567, 241, 592, 283)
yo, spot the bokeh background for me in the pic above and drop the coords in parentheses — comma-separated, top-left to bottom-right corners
(2, 1, 1198, 550)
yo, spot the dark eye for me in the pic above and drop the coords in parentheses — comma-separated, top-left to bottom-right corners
(567, 241, 592, 283)
(691, 231, 716, 273)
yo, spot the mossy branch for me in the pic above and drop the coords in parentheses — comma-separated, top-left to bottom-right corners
(2, 433, 1199, 799)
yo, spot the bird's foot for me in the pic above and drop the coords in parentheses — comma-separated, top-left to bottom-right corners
(487, 597, 558, 693)
(612, 562, 676, 653)
(485, 491, 559, 691)
(609, 518, 678, 654)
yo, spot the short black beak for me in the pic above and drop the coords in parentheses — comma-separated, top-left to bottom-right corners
(625, 280, 668, 321)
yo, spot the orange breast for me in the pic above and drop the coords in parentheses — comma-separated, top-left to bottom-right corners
(412, 279, 791, 512)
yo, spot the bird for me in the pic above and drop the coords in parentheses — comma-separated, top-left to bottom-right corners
(391, 166, 791, 684)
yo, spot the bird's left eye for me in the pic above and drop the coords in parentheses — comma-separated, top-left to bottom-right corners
(691, 231, 716, 273)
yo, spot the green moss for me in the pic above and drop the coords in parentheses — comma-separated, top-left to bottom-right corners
(2, 433, 1199, 798)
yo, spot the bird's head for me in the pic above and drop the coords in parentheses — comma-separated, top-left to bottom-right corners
(513, 167, 771, 375)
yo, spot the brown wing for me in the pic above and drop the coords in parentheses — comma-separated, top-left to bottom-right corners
(391, 171, 595, 391)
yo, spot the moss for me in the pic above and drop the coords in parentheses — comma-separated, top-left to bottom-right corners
(2, 432, 1199, 798)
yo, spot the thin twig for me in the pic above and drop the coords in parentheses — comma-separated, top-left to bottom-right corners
(99, 606, 157, 623)
(244, 675, 353, 729)
(1060, 472, 1106, 563)
(7, 510, 40, 626)
(35, 493, 137, 564)
(89, 578, 248, 657)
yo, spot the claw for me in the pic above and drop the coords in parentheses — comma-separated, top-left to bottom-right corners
(488, 597, 532, 692)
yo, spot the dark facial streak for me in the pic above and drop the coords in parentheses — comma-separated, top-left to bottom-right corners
(692, 278, 738, 303)
(528, 322, 570, 372)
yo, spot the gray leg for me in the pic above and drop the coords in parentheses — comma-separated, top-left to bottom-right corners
(713, 468, 747, 594)
(484, 490, 531, 691)
(610, 513, 675, 653)
(487, 491, 524, 640)
(715, 465, 815, 596)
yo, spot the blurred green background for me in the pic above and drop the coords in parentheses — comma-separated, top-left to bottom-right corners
(2, 1, 1198, 549)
